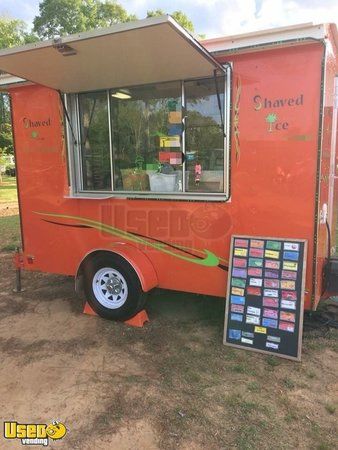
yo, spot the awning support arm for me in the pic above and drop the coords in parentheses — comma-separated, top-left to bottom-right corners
(58, 91, 78, 145)
(213, 69, 225, 138)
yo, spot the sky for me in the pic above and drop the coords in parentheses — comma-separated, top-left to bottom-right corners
(0, 0, 337, 38)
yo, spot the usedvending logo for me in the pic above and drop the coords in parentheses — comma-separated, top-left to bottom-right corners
(4, 420, 67, 446)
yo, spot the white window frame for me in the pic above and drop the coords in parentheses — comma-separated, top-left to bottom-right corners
(65, 67, 231, 201)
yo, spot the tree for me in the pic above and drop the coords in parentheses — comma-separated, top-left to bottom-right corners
(146, 9, 195, 34)
(0, 17, 38, 158)
(33, 0, 137, 39)
(95, 1, 137, 27)
(0, 17, 38, 49)
(0, 123, 13, 154)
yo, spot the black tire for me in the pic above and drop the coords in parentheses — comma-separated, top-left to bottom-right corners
(83, 253, 146, 321)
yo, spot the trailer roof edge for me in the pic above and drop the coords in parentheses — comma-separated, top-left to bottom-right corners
(202, 22, 336, 54)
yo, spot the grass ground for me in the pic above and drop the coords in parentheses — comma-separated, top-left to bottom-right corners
(0, 175, 18, 204)
(0, 179, 337, 449)
(0, 175, 20, 251)
(0, 215, 20, 251)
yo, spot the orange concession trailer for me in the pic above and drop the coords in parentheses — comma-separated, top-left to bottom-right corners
(0, 17, 337, 320)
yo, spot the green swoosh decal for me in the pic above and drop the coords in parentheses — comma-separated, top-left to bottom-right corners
(35, 212, 220, 267)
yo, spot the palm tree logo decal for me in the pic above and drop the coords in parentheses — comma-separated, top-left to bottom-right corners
(266, 113, 277, 132)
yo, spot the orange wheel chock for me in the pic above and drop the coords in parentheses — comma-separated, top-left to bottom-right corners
(83, 302, 97, 316)
(124, 309, 149, 328)
(82, 302, 149, 327)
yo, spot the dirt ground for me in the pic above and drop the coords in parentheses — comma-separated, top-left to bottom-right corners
(0, 197, 337, 449)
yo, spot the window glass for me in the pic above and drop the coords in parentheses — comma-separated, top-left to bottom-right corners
(184, 76, 225, 193)
(110, 82, 183, 192)
(78, 92, 111, 190)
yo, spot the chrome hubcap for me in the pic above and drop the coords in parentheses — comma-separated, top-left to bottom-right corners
(92, 267, 128, 309)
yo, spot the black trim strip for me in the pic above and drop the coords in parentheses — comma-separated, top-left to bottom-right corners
(42, 219, 91, 229)
(129, 230, 228, 271)
(58, 91, 77, 145)
(311, 40, 327, 310)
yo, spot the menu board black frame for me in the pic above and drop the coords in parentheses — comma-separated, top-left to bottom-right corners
(223, 235, 307, 361)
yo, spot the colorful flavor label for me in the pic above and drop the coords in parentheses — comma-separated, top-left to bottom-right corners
(249, 278, 263, 287)
(263, 308, 278, 319)
(234, 248, 248, 257)
(247, 306, 261, 316)
(281, 290, 297, 301)
(235, 239, 249, 248)
(264, 279, 279, 288)
(265, 250, 280, 259)
(262, 318, 278, 328)
(280, 280, 296, 290)
(265, 260, 280, 269)
(246, 315, 260, 325)
(232, 268, 247, 278)
(263, 297, 279, 308)
(280, 311, 296, 323)
(279, 321, 295, 332)
(233, 257, 247, 268)
(250, 239, 264, 248)
(263, 289, 278, 298)
(231, 295, 245, 305)
(231, 287, 245, 296)
(254, 326, 267, 334)
(280, 300, 296, 310)
(229, 329, 242, 339)
(281, 270, 297, 280)
(231, 304, 245, 313)
(249, 248, 264, 258)
(266, 341, 279, 349)
(242, 331, 254, 338)
(247, 287, 261, 296)
(284, 242, 299, 251)
(231, 313, 243, 322)
(267, 335, 281, 343)
(232, 278, 246, 288)
(283, 261, 298, 271)
(266, 241, 282, 250)
(264, 269, 279, 279)
(248, 268, 263, 277)
(283, 251, 299, 261)
(248, 258, 263, 267)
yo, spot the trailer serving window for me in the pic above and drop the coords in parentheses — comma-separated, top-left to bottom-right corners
(0, 16, 230, 199)
(66, 73, 229, 199)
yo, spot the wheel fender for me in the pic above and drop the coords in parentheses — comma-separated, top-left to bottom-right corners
(77, 244, 158, 293)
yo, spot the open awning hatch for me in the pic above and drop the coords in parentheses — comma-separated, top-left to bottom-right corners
(0, 16, 225, 93)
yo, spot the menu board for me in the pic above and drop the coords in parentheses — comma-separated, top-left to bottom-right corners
(223, 236, 307, 361)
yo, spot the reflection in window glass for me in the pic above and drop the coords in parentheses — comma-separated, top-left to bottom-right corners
(110, 82, 183, 192)
(185, 76, 225, 193)
(79, 92, 111, 190)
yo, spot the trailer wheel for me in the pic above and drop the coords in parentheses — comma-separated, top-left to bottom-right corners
(83, 253, 145, 321)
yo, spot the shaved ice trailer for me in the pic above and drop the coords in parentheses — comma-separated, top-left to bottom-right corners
(0, 17, 337, 320)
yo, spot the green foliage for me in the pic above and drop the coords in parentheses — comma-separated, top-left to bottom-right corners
(33, 0, 137, 39)
(0, 123, 13, 154)
(0, 94, 13, 155)
(33, 1, 196, 39)
(146, 9, 195, 33)
(171, 11, 194, 33)
(0, 18, 36, 157)
(0, 17, 38, 49)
